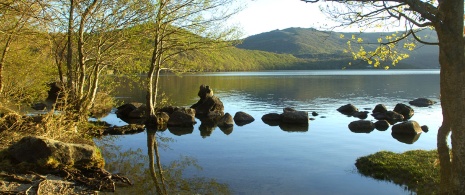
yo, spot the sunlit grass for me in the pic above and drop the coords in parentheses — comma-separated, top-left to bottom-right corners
(355, 150, 439, 194)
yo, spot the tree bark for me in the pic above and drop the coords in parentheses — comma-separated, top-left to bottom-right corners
(66, 0, 75, 91)
(435, 0, 465, 192)
(0, 35, 12, 96)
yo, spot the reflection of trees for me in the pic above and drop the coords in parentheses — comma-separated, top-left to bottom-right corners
(95, 132, 230, 194)
(147, 129, 168, 194)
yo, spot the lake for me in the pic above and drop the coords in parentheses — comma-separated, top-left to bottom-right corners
(96, 69, 441, 195)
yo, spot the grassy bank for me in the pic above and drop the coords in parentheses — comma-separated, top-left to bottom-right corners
(355, 150, 440, 194)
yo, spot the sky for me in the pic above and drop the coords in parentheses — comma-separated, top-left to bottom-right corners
(229, 0, 330, 37)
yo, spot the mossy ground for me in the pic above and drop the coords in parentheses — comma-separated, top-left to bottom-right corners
(355, 150, 440, 194)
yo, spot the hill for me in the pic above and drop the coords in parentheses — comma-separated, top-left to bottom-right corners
(236, 27, 440, 69)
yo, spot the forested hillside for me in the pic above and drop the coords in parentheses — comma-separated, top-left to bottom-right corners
(237, 27, 440, 69)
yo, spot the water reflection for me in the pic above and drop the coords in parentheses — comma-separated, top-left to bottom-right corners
(391, 133, 421, 144)
(96, 131, 230, 194)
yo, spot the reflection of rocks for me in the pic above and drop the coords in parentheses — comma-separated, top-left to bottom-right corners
(392, 132, 421, 144)
(352, 111, 369, 119)
(279, 123, 308, 132)
(348, 120, 375, 133)
(337, 104, 359, 115)
(233, 111, 255, 126)
(392, 121, 423, 135)
(393, 103, 414, 120)
(169, 126, 194, 136)
(198, 115, 219, 138)
(190, 84, 224, 116)
(262, 108, 309, 130)
(409, 98, 436, 107)
(219, 125, 234, 135)
(374, 120, 390, 131)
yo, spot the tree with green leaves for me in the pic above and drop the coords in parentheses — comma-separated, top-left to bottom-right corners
(301, 0, 464, 193)
(0, 0, 48, 98)
(144, 0, 242, 122)
(45, 0, 152, 118)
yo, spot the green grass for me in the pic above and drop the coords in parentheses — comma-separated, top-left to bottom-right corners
(355, 150, 440, 194)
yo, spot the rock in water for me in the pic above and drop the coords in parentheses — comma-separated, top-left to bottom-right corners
(191, 85, 224, 116)
(392, 121, 423, 135)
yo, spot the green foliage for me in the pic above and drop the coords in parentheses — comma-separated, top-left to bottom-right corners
(355, 150, 440, 194)
(1, 33, 56, 104)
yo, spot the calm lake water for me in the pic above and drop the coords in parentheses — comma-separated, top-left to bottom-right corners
(96, 69, 441, 195)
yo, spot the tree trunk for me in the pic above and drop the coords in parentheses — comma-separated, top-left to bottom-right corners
(66, 0, 74, 92)
(435, 0, 465, 192)
(0, 35, 12, 96)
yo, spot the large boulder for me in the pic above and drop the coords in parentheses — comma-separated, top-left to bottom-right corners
(233, 111, 255, 126)
(348, 120, 375, 133)
(281, 108, 308, 124)
(392, 121, 423, 135)
(337, 104, 359, 115)
(8, 136, 104, 169)
(393, 103, 414, 120)
(191, 85, 224, 116)
(116, 102, 145, 119)
(167, 108, 196, 127)
(409, 98, 436, 107)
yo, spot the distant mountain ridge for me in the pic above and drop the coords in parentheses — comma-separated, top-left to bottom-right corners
(236, 27, 440, 69)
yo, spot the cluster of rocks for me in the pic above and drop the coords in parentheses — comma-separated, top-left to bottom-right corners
(338, 98, 435, 144)
(261, 107, 309, 132)
(115, 85, 255, 137)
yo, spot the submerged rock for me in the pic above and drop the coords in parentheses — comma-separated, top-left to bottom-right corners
(409, 98, 436, 107)
(337, 104, 359, 115)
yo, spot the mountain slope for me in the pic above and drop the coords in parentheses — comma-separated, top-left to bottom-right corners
(237, 27, 439, 69)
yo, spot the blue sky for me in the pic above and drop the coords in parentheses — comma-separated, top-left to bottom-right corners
(230, 0, 328, 37)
